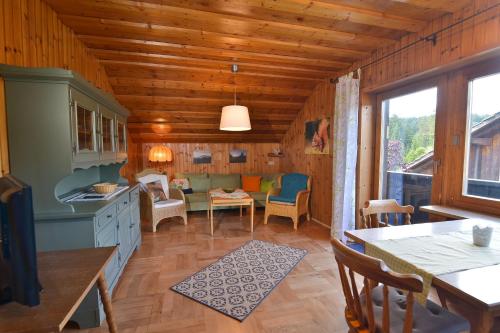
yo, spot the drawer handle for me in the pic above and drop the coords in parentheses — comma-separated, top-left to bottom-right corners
(107, 214, 113, 218)
(116, 242, 120, 246)
(123, 201, 128, 205)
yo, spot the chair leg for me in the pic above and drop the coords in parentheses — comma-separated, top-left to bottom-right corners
(152, 220, 157, 233)
(306, 213, 311, 221)
(182, 212, 188, 225)
(264, 210, 269, 225)
(292, 216, 298, 230)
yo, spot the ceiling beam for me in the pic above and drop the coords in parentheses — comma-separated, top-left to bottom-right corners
(93, 49, 337, 80)
(109, 78, 314, 97)
(79, 36, 352, 71)
(104, 63, 321, 90)
(59, 15, 368, 61)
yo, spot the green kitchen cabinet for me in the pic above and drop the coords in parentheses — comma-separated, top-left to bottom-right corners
(0, 65, 141, 329)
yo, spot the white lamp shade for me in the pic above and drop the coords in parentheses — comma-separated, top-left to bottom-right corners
(220, 105, 251, 131)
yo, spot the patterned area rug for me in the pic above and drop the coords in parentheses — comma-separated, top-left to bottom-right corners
(171, 239, 307, 321)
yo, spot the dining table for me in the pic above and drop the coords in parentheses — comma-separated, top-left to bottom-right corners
(345, 218, 500, 333)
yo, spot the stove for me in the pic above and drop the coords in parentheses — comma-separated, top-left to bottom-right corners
(65, 185, 129, 202)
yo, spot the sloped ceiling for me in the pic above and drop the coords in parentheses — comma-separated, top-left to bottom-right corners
(44, 0, 471, 142)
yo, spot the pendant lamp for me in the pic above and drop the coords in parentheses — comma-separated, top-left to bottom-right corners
(220, 64, 251, 131)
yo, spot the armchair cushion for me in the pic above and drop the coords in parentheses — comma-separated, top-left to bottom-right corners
(154, 199, 184, 208)
(279, 173, 308, 201)
(269, 196, 296, 205)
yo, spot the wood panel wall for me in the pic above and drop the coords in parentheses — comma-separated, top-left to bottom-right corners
(355, 0, 500, 216)
(0, 0, 112, 92)
(0, 0, 114, 175)
(281, 81, 335, 226)
(358, 0, 500, 92)
(124, 143, 282, 181)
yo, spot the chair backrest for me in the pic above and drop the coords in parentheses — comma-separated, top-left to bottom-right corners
(331, 238, 423, 333)
(278, 173, 311, 199)
(136, 169, 169, 198)
(360, 199, 414, 229)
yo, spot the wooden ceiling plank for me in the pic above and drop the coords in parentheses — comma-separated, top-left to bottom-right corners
(92, 49, 337, 79)
(117, 0, 427, 32)
(108, 78, 313, 97)
(112, 86, 308, 103)
(104, 63, 320, 90)
(79, 36, 352, 71)
(128, 111, 298, 121)
(116, 95, 304, 109)
(44, 0, 398, 51)
(58, 15, 368, 61)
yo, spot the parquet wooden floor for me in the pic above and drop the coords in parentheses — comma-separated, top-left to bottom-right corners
(66, 209, 349, 333)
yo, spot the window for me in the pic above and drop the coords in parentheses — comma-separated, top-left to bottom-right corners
(380, 87, 438, 222)
(463, 72, 500, 201)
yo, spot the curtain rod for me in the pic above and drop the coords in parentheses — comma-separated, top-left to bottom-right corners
(331, 2, 500, 84)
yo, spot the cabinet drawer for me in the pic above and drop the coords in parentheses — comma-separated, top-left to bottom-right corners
(130, 187, 140, 203)
(96, 219, 117, 248)
(116, 193, 130, 212)
(97, 205, 116, 229)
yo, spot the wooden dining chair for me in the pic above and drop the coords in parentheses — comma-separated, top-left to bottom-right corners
(359, 199, 414, 229)
(331, 238, 470, 333)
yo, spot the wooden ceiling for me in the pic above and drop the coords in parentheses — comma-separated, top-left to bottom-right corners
(44, 0, 471, 143)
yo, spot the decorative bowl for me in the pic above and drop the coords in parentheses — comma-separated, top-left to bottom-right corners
(93, 183, 118, 194)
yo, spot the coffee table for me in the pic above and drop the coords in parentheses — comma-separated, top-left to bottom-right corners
(208, 189, 254, 236)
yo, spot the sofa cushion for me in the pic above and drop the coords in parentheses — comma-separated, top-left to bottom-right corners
(188, 174, 210, 192)
(210, 174, 241, 190)
(260, 179, 274, 193)
(242, 175, 261, 192)
(184, 192, 207, 203)
(281, 173, 308, 200)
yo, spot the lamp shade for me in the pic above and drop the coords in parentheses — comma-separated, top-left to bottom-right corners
(148, 145, 173, 162)
(220, 105, 251, 131)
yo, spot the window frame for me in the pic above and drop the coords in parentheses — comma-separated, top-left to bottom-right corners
(374, 76, 445, 203)
(456, 59, 500, 206)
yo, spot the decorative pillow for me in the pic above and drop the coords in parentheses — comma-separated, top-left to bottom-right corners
(146, 181, 167, 202)
(170, 178, 190, 190)
(242, 175, 261, 192)
(260, 179, 274, 193)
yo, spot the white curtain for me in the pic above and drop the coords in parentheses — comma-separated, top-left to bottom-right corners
(331, 72, 360, 240)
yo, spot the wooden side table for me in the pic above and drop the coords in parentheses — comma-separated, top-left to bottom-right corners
(0, 247, 118, 333)
(208, 190, 254, 236)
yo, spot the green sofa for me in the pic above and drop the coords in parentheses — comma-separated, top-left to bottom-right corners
(174, 173, 282, 212)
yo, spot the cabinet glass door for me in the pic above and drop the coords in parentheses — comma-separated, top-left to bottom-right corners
(117, 121, 127, 153)
(76, 104, 96, 152)
(101, 116, 114, 152)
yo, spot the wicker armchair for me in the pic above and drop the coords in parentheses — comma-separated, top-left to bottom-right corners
(136, 169, 187, 232)
(264, 173, 311, 230)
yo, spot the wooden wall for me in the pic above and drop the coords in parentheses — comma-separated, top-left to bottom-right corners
(0, 0, 114, 175)
(355, 0, 500, 216)
(0, 0, 112, 92)
(281, 81, 335, 226)
(124, 143, 282, 180)
(358, 0, 500, 92)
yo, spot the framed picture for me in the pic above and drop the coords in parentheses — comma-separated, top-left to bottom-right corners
(193, 149, 212, 164)
(305, 117, 330, 155)
(229, 148, 247, 163)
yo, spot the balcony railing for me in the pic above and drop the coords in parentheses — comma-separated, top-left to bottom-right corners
(385, 171, 500, 223)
